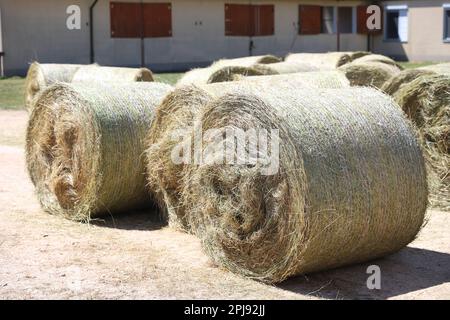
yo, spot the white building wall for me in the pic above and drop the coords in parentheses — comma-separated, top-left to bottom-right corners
(0, 0, 369, 75)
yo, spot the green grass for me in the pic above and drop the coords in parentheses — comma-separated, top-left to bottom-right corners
(153, 72, 183, 85)
(398, 61, 437, 69)
(0, 73, 184, 110)
(0, 77, 26, 110)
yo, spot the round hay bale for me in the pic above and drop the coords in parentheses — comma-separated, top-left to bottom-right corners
(180, 86, 427, 283)
(207, 66, 276, 83)
(26, 82, 172, 221)
(177, 65, 275, 86)
(25, 62, 83, 110)
(348, 51, 371, 61)
(72, 65, 154, 83)
(253, 61, 320, 74)
(418, 62, 450, 75)
(388, 74, 450, 210)
(285, 52, 352, 68)
(381, 69, 435, 95)
(144, 73, 348, 230)
(238, 71, 350, 88)
(339, 61, 401, 88)
(212, 55, 281, 68)
(351, 54, 403, 69)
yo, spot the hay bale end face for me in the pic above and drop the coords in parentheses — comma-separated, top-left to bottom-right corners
(339, 61, 401, 88)
(26, 82, 172, 221)
(181, 86, 428, 283)
(72, 65, 154, 83)
(25, 62, 83, 110)
(381, 69, 435, 96)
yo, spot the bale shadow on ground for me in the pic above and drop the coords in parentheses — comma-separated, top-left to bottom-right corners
(278, 247, 450, 299)
(90, 204, 168, 231)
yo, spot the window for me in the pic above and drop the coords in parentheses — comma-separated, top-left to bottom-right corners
(225, 4, 274, 36)
(338, 7, 353, 34)
(298, 5, 322, 35)
(110, 2, 172, 38)
(321, 6, 335, 34)
(385, 5, 408, 42)
(444, 5, 450, 41)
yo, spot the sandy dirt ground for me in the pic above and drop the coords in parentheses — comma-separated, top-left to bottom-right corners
(0, 110, 449, 300)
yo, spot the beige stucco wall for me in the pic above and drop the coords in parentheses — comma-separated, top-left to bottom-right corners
(0, 0, 368, 75)
(373, 0, 450, 61)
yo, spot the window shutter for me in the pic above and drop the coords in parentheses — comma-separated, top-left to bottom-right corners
(254, 5, 274, 36)
(299, 5, 322, 35)
(357, 5, 383, 34)
(225, 4, 253, 36)
(110, 2, 143, 38)
(143, 3, 172, 37)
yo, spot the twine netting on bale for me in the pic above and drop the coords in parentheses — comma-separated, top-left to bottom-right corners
(145, 73, 350, 230)
(285, 52, 352, 69)
(25, 62, 83, 110)
(338, 61, 401, 88)
(239, 71, 350, 88)
(253, 61, 320, 75)
(180, 86, 428, 283)
(26, 82, 172, 221)
(381, 69, 435, 96)
(72, 65, 154, 82)
(386, 74, 450, 210)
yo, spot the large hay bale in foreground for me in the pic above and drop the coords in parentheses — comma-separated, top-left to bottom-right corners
(387, 74, 450, 210)
(144, 73, 348, 230)
(339, 61, 401, 88)
(25, 62, 83, 110)
(253, 61, 320, 74)
(72, 65, 154, 82)
(26, 82, 172, 221)
(285, 52, 352, 69)
(181, 86, 427, 283)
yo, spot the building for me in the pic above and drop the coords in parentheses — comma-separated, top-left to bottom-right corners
(0, 0, 449, 76)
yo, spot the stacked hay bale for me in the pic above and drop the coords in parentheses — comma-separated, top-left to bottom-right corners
(175, 85, 427, 283)
(253, 61, 320, 75)
(285, 52, 352, 69)
(26, 82, 172, 222)
(25, 62, 83, 110)
(145, 73, 356, 231)
(338, 54, 402, 88)
(382, 71, 450, 210)
(72, 65, 154, 82)
(177, 55, 281, 86)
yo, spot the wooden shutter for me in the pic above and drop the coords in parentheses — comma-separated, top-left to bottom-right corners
(110, 2, 142, 38)
(299, 5, 322, 35)
(357, 5, 383, 34)
(254, 5, 274, 36)
(143, 3, 172, 37)
(225, 4, 253, 36)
